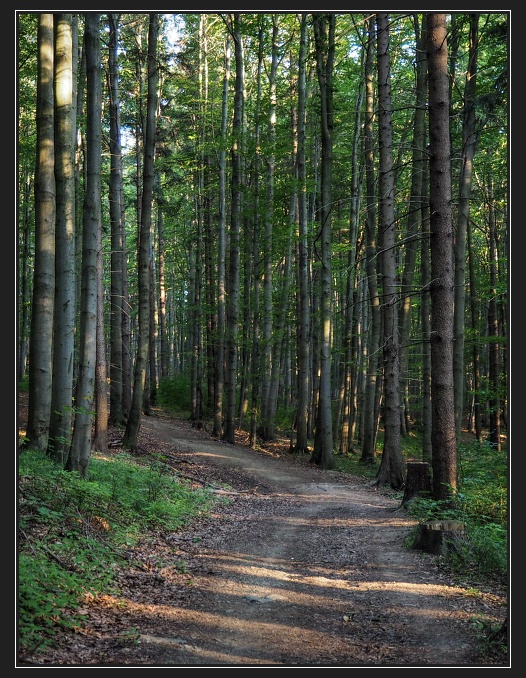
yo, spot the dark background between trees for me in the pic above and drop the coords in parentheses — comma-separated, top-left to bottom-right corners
(18, 12, 508, 501)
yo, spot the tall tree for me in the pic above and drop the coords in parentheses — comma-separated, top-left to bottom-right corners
(107, 13, 127, 427)
(123, 13, 159, 451)
(486, 177, 501, 451)
(293, 13, 310, 455)
(25, 14, 56, 455)
(398, 14, 428, 438)
(360, 16, 382, 465)
(223, 13, 243, 445)
(426, 13, 457, 502)
(453, 13, 479, 440)
(212, 28, 230, 438)
(48, 14, 77, 464)
(311, 13, 335, 470)
(259, 15, 279, 442)
(374, 12, 405, 490)
(67, 13, 102, 477)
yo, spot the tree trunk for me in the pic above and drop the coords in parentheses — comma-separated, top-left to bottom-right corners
(311, 13, 335, 470)
(487, 179, 501, 451)
(26, 13, 56, 455)
(68, 13, 102, 477)
(402, 461, 432, 505)
(123, 14, 159, 451)
(212, 30, 230, 439)
(294, 13, 310, 455)
(374, 13, 405, 491)
(398, 14, 428, 438)
(260, 16, 279, 442)
(48, 14, 76, 464)
(108, 14, 126, 427)
(223, 14, 243, 445)
(360, 16, 382, 465)
(426, 13, 457, 503)
(453, 14, 479, 440)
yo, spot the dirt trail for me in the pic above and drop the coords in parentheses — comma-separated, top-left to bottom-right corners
(115, 414, 506, 667)
(20, 411, 507, 667)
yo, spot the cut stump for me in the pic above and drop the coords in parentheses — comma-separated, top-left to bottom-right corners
(402, 461, 432, 505)
(412, 520, 466, 556)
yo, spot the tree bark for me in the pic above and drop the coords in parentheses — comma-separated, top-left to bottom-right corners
(123, 14, 159, 451)
(374, 13, 405, 491)
(360, 16, 382, 465)
(294, 13, 311, 455)
(107, 13, 127, 427)
(68, 13, 102, 477)
(426, 13, 457, 502)
(311, 13, 335, 470)
(223, 13, 243, 445)
(453, 14, 479, 440)
(26, 13, 56, 455)
(48, 14, 76, 464)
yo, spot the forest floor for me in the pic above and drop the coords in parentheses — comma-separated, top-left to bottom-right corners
(17, 404, 509, 668)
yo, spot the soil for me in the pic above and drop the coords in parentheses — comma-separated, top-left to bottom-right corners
(18, 408, 509, 668)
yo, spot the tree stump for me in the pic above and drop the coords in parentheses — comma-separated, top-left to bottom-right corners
(412, 520, 466, 556)
(402, 461, 432, 505)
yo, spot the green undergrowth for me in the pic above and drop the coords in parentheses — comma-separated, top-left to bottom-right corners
(17, 446, 224, 654)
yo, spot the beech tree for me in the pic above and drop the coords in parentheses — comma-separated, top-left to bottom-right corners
(48, 14, 77, 464)
(67, 13, 102, 476)
(25, 14, 55, 455)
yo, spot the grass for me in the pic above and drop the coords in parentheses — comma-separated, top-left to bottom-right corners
(17, 445, 223, 654)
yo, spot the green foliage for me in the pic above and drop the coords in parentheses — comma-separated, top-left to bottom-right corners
(157, 375, 192, 414)
(334, 453, 378, 481)
(336, 429, 507, 589)
(17, 446, 220, 653)
(403, 437, 507, 587)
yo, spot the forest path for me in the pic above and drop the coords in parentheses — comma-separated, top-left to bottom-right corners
(111, 413, 505, 667)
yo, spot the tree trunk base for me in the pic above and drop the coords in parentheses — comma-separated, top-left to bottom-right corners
(402, 461, 432, 505)
(412, 520, 466, 556)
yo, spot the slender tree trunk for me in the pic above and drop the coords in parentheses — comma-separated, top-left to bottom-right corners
(123, 14, 159, 451)
(67, 13, 102, 477)
(454, 14, 479, 439)
(398, 14, 428, 438)
(212, 30, 230, 439)
(311, 13, 335, 470)
(147, 231, 158, 409)
(107, 14, 126, 427)
(487, 179, 501, 451)
(294, 13, 310, 455)
(25, 13, 56, 454)
(93, 218, 109, 454)
(374, 12, 405, 491)
(223, 14, 243, 445)
(156, 189, 169, 379)
(360, 17, 382, 465)
(421, 165, 432, 463)
(48, 14, 76, 464)
(467, 215, 482, 442)
(427, 12, 457, 503)
(248, 20, 263, 449)
(339, 43, 363, 456)
(260, 15, 279, 442)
